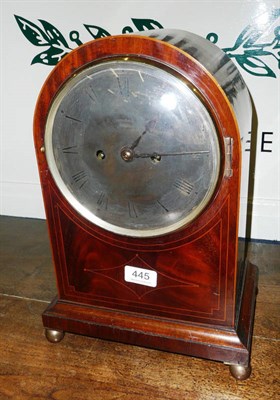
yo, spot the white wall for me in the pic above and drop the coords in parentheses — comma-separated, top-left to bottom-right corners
(1, 0, 279, 241)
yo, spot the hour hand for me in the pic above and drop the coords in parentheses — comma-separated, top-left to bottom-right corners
(130, 119, 157, 150)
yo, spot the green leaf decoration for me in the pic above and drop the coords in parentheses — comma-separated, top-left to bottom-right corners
(84, 25, 111, 39)
(38, 19, 70, 48)
(235, 55, 276, 78)
(15, 12, 278, 76)
(14, 15, 50, 46)
(15, 15, 72, 66)
(222, 8, 280, 77)
(131, 18, 164, 31)
(31, 46, 67, 66)
(223, 9, 280, 52)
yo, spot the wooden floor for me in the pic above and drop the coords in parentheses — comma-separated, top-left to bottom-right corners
(0, 216, 279, 400)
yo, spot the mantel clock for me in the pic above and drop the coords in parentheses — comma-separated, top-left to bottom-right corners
(34, 30, 258, 380)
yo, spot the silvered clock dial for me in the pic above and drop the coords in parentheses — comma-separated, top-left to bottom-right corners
(45, 59, 220, 237)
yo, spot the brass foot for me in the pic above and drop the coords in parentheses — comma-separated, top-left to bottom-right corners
(45, 329, 65, 343)
(229, 364, 252, 380)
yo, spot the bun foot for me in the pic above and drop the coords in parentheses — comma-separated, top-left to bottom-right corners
(229, 364, 252, 380)
(45, 329, 65, 343)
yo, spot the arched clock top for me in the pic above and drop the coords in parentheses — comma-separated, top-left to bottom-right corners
(34, 32, 249, 240)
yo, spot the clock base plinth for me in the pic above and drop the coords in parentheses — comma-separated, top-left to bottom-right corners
(42, 262, 258, 380)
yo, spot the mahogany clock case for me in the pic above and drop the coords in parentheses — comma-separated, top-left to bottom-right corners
(33, 30, 258, 380)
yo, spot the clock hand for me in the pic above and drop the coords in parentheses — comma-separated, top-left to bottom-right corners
(130, 119, 157, 150)
(134, 150, 209, 159)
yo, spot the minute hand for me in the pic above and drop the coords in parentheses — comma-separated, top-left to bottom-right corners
(134, 150, 209, 158)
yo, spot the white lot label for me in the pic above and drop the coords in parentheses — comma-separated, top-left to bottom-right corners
(124, 265, 157, 287)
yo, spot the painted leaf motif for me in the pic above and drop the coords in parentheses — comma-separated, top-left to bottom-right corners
(31, 46, 68, 66)
(84, 25, 111, 39)
(223, 9, 280, 52)
(235, 55, 276, 78)
(38, 19, 70, 48)
(131, 18, 164, 31)
(14, 15, 50, 46)
(225, 25, 256, 52)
